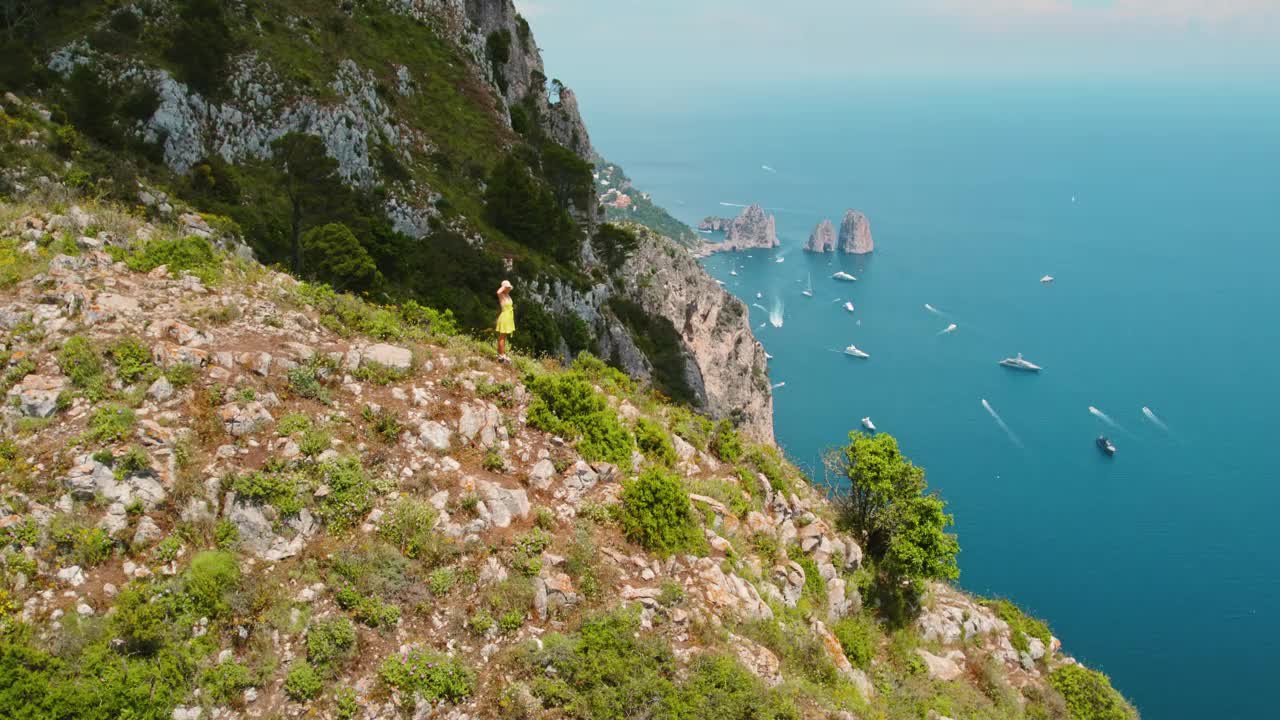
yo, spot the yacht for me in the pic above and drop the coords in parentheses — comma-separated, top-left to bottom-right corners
(998, 353, 1042, 372)
(833, 271, 857, 281)
(861, 417, 877, 432)
(1096, 436, 1116, 456)
(1040, 275, 1054, 284)
(844, 345, 870, 358)
(844, 301, 855, 313)
(802, 273, 814, 297)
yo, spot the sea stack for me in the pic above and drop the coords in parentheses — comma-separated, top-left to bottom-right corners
(838, 210, 874, 254)
(804, 219, 837, 252)
(723, 203, 779, 249)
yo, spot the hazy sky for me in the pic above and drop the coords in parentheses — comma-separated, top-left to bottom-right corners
(516, 0, 1280, 102)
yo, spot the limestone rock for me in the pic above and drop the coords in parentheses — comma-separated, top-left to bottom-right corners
(7, 374, 66, 417)
(838, 209, 874, 254)
(714, 203, 779, 252)
(417, 420, 452, 451)
(363, 343, 412, 371)
(528, 458, 556, 490)
(916, 649, 965, 681)
(731, 634, 783, 687)
(805, 219, 837, 253)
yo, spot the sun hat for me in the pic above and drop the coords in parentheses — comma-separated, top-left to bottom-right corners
(500, 280, 513, 291)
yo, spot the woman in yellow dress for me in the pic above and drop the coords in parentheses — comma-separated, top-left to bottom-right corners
(495, 280, 515, 362)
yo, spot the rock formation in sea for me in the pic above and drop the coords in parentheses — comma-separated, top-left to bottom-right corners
(804, 219, 837, 252)
(698, 217, 730, 232)
(838, 209, 874, 254)
(696, 204, 779, 256)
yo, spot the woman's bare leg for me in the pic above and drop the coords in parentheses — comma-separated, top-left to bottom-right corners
(497, 334, 506, 357)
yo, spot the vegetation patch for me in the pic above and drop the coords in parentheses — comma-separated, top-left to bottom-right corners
(1048, 664, 1137, 720)
(526, 371, 633, 466)
(618, 467, 705, 557)
(379, 649, 475, 704)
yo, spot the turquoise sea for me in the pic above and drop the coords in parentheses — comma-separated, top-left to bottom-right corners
(584, 81, 1280, 719)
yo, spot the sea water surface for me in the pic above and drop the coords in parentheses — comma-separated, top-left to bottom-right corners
(584, 81, 1280, 719)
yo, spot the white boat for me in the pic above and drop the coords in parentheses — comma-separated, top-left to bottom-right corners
(844, 345, 869, 358)
(730, 270, 738, 276)
(1040, 275, 1054, 283)
(772, 381, 786, 389)
(716, 280, 725, 286)
(765, 352, 773, 360)
(843, 301, 855, 313)
(756, 292, 763, 299)
(998, 353, 1042, 372)
(861, 417, 876, 432)
(775, 257, 785, 264)
(802, 273, 813, 297)
(833, 271, 857, 281)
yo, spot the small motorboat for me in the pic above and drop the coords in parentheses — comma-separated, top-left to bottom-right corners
(764, 352, 773, 360)
(775, 257, 785, 264)
(833, 271, 857, 281)
(862, 417, 876, 432)
(844, 345, 869, 358)
(802, 273, 814, 297)
(772, 381, 786, 389)
(843, 301, 855, 313)
(730, 270, 738, 276)
(1040, 275, 1054, 283)
(999, 353, 1042, 372)
(716, 280, 726, 286)
(1096, 436, 1116, 456)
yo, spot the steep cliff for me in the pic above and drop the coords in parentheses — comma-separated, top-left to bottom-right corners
(838, 209, 874, 254)
(616, 227, 775, 444)
(805, 219, 837, 253)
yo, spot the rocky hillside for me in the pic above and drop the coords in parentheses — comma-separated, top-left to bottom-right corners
(0, 0, 774, 442)
(0, 191, 1137, 719)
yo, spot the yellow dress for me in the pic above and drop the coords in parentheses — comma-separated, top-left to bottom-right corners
(496, 298, 515, 334)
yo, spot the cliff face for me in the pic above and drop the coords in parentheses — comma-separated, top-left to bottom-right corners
(838, 209, 874, 254)
(804, 219, 837, 252)
(618, 229, 775, 444)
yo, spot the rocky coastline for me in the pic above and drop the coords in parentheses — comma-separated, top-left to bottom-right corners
(804, 209, 874, 254)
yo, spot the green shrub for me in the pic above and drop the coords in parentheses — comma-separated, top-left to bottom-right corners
(709, 420, 742, 463)
(315, 458, 378, 531)
(618, 467, 704, 557)
(1048, 665, 1137, 720)
(307, 617, 357, 666)
(186, 550, 239, 615)
(298, 426, 331, 457)
(231, 469, 303, 515)
(518, 609, 795, 719)
(352, 361, 408, 386)
(378, 496, 445, 562)
(335, 585, 401, 628)
(214, 520, 239, 550)
(988, 598, 1052, 653)
(58, 335, 106, 399)
(795, 555, 826, 604)
(285, 661, 324, 701)
(56, 525, 114, 567)
(334, 686, 360, 720)
(526, 371, 632, 466)
(106, 337, 155, 385)
(300, 223, 384, 293)
(670, 408, 714, 451)
(362, 405, 403, 443)
(288, 363, 331, 402)
(831, 616, 876, 669)
(85, 404, 137, 443)
(112, 446, 150, 480)
(277, 413, 312, 435)
(635, 417, 676, 467)
(165, 363, 196, 388)
(0, 357, 35, 394)
(125, 235, 220, 283)
(379, 649, 475, 703)
(201, 661, 252, 704)
(428, 567, 455, 596)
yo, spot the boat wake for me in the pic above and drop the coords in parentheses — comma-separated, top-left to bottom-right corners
(937, 323, 958, 335)
(772, 381, 786, 389)
(924, 303, 943, 316)
(719, 202, 748, 208)
(1088, 406, 1125, 431)
(982, 399, 1023, 448)
(751, 303, 768, 312)
(1141, 406, 1169, 432)
(761, 164, 777, 173)
(768, 299, 784, 328)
